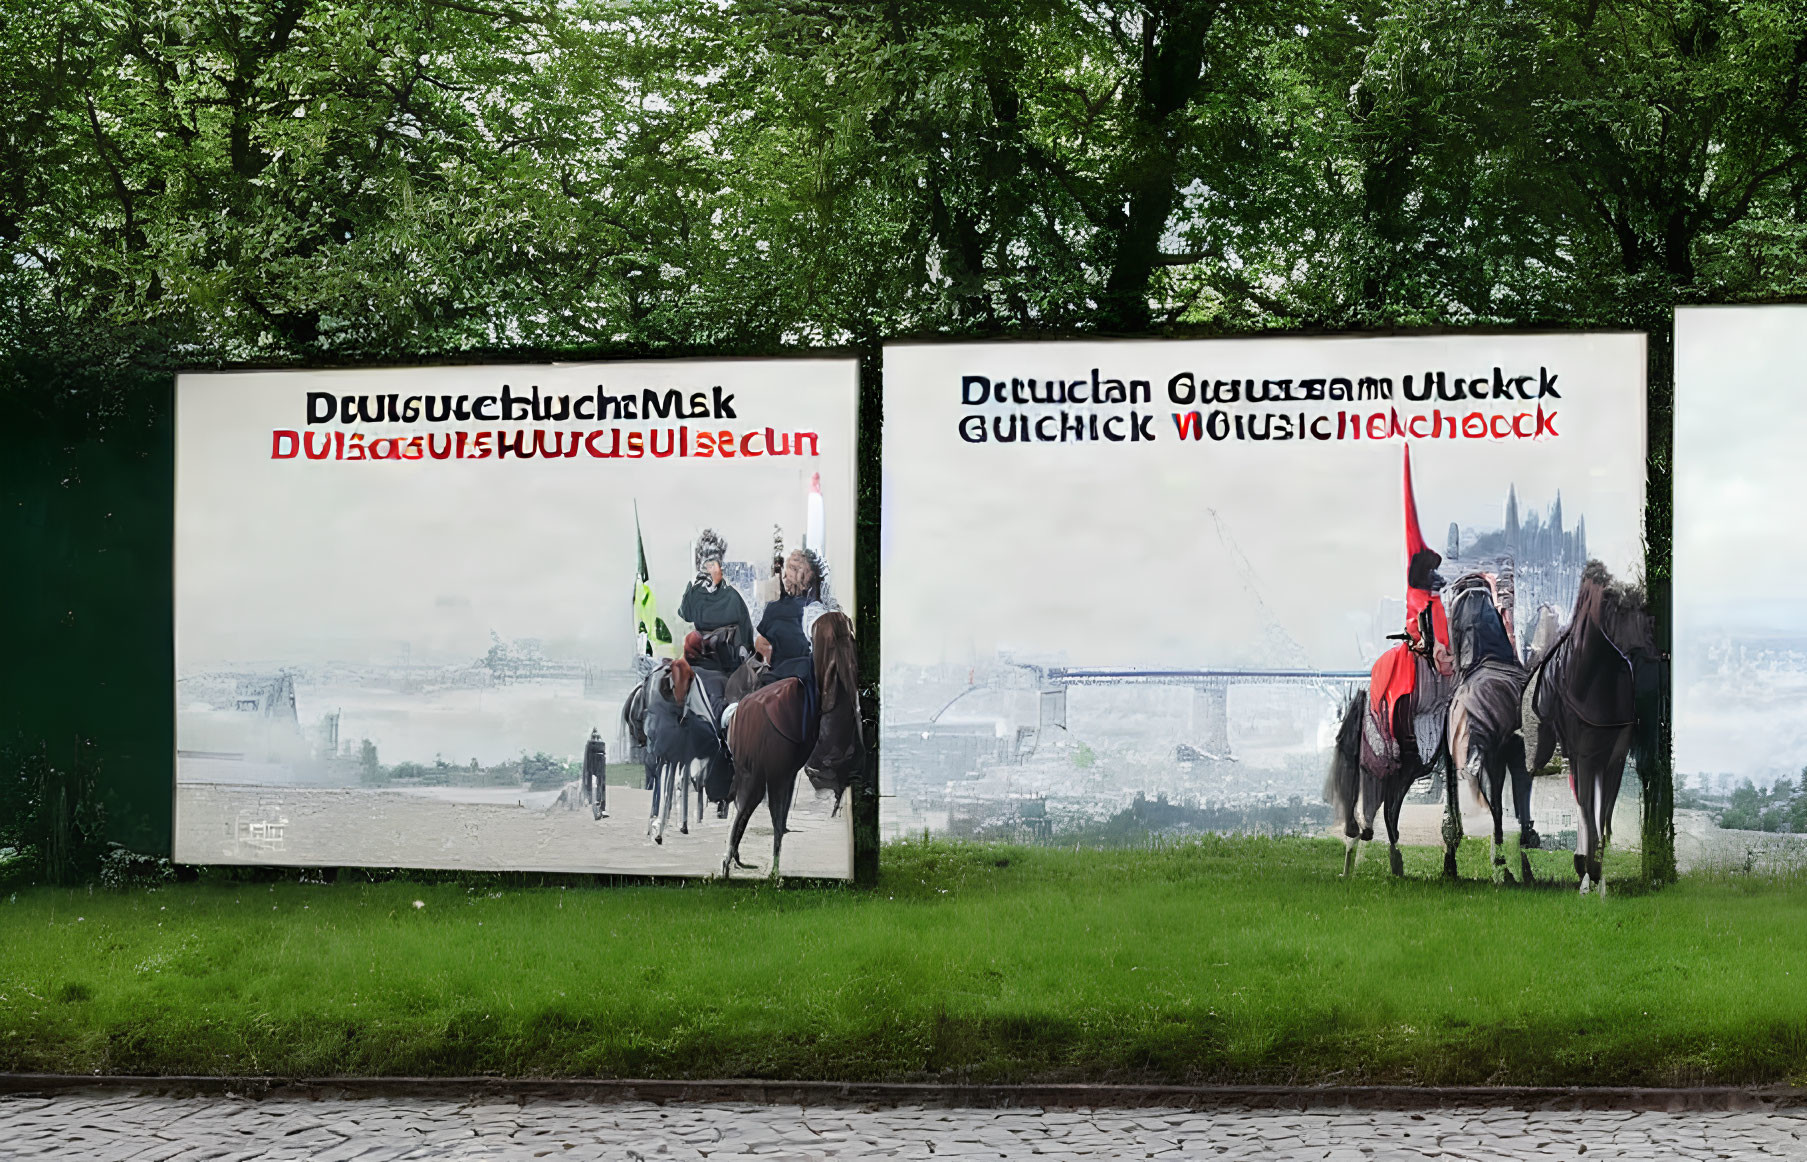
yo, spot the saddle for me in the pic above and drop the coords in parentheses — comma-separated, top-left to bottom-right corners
(1362, 644, 1450, 778)
(690, 665, 730, 734)
(683, 624, 747, 673)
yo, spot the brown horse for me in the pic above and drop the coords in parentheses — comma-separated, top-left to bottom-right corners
(802, 612, 863, 816)
(721, 610, 859, 879)
(1522, 561, 1662, 895)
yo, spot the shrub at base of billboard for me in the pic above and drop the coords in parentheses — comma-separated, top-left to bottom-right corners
(881, 335, 1647, 866)
(174, 359, 859, 878)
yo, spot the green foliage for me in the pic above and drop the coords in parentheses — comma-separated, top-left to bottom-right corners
(97, 847, 175, 891)
(1719, 775, 1807, 834)
(0, 838, 1804, 1083)
(7, 0, 1798, 361)
(1059, 790, 1332, 847)
(0, 740, 110, 887)
(1071, 741, 1095, 769)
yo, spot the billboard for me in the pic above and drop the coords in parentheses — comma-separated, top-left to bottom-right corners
(175, 359, 858, 878)
(1676, 305, 1807, 794)
(881, 334, 1647, 849)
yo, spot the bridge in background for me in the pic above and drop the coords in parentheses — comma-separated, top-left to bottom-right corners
(1011, 664, 1370, 759)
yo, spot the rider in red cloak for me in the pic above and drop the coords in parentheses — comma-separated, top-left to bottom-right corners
(1371, 444, 1453, 726)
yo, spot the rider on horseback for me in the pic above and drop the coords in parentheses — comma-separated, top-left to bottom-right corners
(756, 548, 826, 688)
(678, 529, 754, 672)
(1406, 546, 1454, 677)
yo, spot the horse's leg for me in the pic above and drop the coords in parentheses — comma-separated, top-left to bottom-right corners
(679, 760, 692, 836)
(645, 761, 659, 837)
(1594, 732, 1631, 897)
(1351, 770, 1381, 872)
(1442, 754, 1464, 881)
(1334, 756, 1360, 879)
(1385, 778, 1408, 878)
(655, 763, 677, 844)
(721, 765, 765, 876)
(1572, 754, 1599, 894)
(1508, 736, 1537, 849)
(1503, 736, 1532, 883)
(767, 766, 799, 881)
(1474, 749, 1503, 883)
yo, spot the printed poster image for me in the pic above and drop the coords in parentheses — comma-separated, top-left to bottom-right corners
(881, 335, 1647, 847)
(175, 359, 858, 878)
(1675, 306, 1807, 798)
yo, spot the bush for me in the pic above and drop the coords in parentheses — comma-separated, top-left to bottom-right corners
(0, 739, 109, 885)
(97, 846, 174, 891)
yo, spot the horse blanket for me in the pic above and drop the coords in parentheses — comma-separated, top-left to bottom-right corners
(1449, 659, 1527, 774)
(1362, 645, 1450, 778)
(1448, 578, 1518, 676)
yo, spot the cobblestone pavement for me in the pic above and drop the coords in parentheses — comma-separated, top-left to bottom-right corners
(2, 1094, 1805, 1161)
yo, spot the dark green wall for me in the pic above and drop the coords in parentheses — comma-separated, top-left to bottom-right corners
(2, 357, 174, 856)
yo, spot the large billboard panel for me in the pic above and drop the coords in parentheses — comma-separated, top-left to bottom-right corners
(881, 335, 1646, 846)
(1675, 305, 1807, 793)
(176, 359, 858, 877)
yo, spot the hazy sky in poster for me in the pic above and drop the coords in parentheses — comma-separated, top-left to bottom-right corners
(177, 360, 857, 670)
(1675, 306, 1807, 780)
(882, 334, 1647, 672)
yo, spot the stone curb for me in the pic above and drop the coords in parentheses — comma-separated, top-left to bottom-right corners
(1, 1075, 1803, 1112)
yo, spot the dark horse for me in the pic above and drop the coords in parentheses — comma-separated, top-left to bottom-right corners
(1445, 573, 1538, 884)
(721, 610, 860, 879)
(1326, 642, 1460, 879)
(623, 656, 719, 844)
(683, 626, 748, 818)
(1522, 561, 1662, 895)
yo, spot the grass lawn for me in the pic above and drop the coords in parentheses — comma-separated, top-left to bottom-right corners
(0, 836, 1803, 1087)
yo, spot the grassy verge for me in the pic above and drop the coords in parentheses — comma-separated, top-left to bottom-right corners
(1, 837, 1803, 1086)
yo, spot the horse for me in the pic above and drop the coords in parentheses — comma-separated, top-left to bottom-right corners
(625, 656, 720, 844)
(1522, 561, 1662, 895)
(801, 613, 863, 817)
(1445, 573, 1537, 884)
(683, 626, 748, 819)
(721, 609, 860, 879)
(1325, 640, 1460, 879)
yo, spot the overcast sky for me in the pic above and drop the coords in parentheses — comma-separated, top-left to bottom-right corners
(882, 333, 1647, 671)
(1674, 306, 1807, 636)
(176, 359, 858, 671)
(1673, 306, 1807, 778)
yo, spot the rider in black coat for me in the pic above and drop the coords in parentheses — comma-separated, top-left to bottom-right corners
(756, 548, 821, 687)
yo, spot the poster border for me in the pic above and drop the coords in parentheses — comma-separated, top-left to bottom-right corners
(169, 349, 870, 886)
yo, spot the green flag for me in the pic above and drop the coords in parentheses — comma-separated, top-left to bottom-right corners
(632, 502, 672, 657)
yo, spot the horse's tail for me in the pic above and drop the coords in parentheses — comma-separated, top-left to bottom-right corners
(1324, 689, 1366, 837)
(620, 681, 648, 754)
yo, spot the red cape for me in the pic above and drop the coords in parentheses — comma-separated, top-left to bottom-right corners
(1372, 444, 1447, 718)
